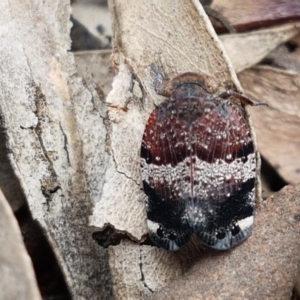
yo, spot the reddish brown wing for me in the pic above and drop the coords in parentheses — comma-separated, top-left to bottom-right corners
(141, 96, 256, 250)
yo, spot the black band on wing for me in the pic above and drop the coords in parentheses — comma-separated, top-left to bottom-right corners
(192, 177, 255, 250)
(148, 222, 192, 251)
(143, 181, 187, 229)
(143, 181, 192, 250)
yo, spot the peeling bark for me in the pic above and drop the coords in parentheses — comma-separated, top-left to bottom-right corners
(0, 1, 111, 298)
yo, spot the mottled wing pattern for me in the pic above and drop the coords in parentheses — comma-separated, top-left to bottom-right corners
(141, 104, 193, 251)
(141, 96, 256, 250)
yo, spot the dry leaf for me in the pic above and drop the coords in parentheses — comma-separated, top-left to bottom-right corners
(220, 23, 300, 73)
(0, 189, 40, 299)
(264, 33, 300, 72)
(211, 0, 300, 32)
(239, 66, 300, 184)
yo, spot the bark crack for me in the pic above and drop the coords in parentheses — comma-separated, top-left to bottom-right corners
(139, 248, 154, 294)
(81, 77, 107, 118)
(109, 140, 140, 187)
(116, 169, 140, 187)
(32, 83, 55, 166)
(31, 82, 60, 209)
(59, 122, 71, 166)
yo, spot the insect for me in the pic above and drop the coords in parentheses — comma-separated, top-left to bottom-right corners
(140, 69, 266, 251)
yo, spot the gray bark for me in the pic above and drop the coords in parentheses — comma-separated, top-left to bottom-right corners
(0, 1, 111, 298)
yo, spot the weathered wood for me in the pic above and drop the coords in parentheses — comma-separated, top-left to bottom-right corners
(240, 66, 300, 184)
(0, 1, 111, 298)
(220, 23, 300, 73)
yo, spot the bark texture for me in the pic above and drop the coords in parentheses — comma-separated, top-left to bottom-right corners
(0, 1, 111, 298)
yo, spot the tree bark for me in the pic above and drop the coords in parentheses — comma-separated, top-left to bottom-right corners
(0, 1, 111, 298)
